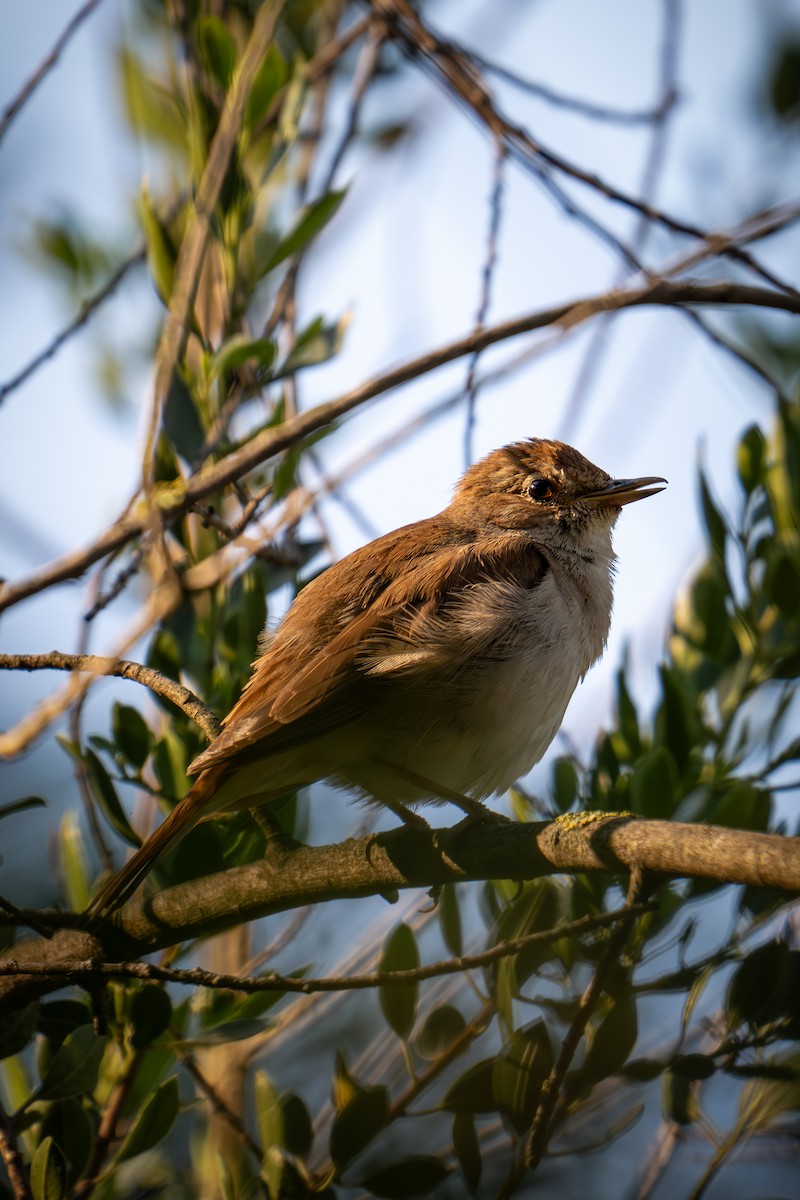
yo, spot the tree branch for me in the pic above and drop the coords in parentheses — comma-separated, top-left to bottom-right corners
(1, 277, 797, 617)
(0, 651, 221, 743)
(0, 904, 652, 995)
(0, 815, 795, 1014)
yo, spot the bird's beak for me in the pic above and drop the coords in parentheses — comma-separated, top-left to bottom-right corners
(581, 476, 667, 508)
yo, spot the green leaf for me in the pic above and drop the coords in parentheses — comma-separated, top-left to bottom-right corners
(727, 940, 792, 1028)
(629, 746, 678, 818)
(195, 16, 237, 90)
(452, 1113, 481, 1194)
(280, 1091, 313, 1159)
(211, 334, 277, 378)
(276, 313, 348, 376)
(119, 49, 185, 148)
(0, 1002, 38, 1060)
(30, 1137, 66, 1200)
(244, 47, 289, 130)
(331, 1049, 361, 1111)
(130, 985, 172, 1049)
(416, 1006, 466, 1061)
(58, 812, 91, 911)
(493, 1022, 554, 1131)
(177, 1018, 271, 1047)
(329, 1087, 390, 1167)
(37, 1001, 91, 1046)
(0, 796, 46, 821)
(582, 995, 638, 1084)
(552, 757, 578, 811)
(255, 1069, 283, 1151)
(698, 467, 728, 559)
(738, 424, 766, 493)
(440, 1059, 496, 1114)
(438, 883, 462, 957)
(358, 1157, 451, 1198)
(40, 1099, 93, 1187)
(379, 923, 420, 1040)
(164, 370, 205, 462)
(38, 1025, 106, 1101)
(117, 1075, 180, 1162)
(85, 749, 142, 850)
(112, 703, 152, 769)
(140, 182, 176, 305)
(263, 190, 347, 274)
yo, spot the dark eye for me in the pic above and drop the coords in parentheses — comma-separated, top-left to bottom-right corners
(528, 478, 555, 501)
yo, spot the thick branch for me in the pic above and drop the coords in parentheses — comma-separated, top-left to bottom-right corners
(1, 277, 797, 617)
(0, 816, 795, 1014)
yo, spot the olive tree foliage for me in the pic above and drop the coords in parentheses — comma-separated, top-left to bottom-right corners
(0, 3, 799, 1199)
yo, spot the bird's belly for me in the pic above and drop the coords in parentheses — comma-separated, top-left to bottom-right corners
(343, 636, 585, 805)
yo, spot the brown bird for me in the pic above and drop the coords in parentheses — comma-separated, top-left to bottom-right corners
(86, 438, 665, 923)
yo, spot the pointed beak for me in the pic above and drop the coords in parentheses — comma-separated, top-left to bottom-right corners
(581, 476, 667, 508)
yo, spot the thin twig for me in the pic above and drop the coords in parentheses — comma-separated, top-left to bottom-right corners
(464, 139, 506, 468)
(0, 904, 655, 992)
(0, 0, 106, 145)
(0, 1097, 32, 1200)
(375, 0, 800, 299)
(176, 1042, 263, 1161)
(468, 50, 673, 125)
(72, 1049, 144, 1198)
(0, 249, 145, 406)
(525, 870, 648, 1168)
(560, 0, 681, 438)
(0, 894, 51, 939)
(0, 651, 221, 744)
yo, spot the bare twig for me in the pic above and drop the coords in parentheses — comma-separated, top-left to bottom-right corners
(176, 1042, 263, 1161)
(0, 249, 145, 406)
(0, 651, 221, 746)
(467, 51, 674, 125)
(72, 1048, 144, 1198)
(0, 903, 654, 992)
(0, 892, 52, 941)
(374, 0, 800, 299)
(0, 0, 106, 146)
(0, 1097, 32, 1200)
(561, 0, 681, 438)
(464, 139, 506, 467)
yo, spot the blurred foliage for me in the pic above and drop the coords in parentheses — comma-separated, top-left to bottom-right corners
(1, 1, 799, 1199)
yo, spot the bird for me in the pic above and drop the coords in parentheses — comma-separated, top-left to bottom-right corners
(85, 437, 665, 923)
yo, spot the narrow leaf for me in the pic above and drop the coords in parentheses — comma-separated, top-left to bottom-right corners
(85, 750, 142, 849)
(38, 1025, 106, 1101)
(379, 923, 420, 1041)
(30, 1137, 66, 1200)
(117, 1076, 180, 1162)
(263, 190, 346, 273)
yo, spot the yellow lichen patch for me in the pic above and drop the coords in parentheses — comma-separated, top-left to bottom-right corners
(553, 810, 634, 831)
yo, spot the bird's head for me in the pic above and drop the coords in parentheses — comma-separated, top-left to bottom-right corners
(451, 437, 666, 557)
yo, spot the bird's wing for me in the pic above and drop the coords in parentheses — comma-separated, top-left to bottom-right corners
(188, 522, 548, 773)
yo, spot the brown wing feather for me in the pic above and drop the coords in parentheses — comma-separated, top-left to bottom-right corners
(188, 521, 548, 774)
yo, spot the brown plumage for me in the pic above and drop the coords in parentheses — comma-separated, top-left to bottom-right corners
(85, 438, 665, 923)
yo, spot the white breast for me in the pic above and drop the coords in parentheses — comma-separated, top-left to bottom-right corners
(350, 549, 614, 804)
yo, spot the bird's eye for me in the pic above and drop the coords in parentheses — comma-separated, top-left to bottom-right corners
(528, 478, 555, 501)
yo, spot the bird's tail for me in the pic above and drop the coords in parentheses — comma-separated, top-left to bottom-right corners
(84, 765, 226, 929)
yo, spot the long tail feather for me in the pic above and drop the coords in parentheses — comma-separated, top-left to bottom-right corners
(85, 766, 225, 928)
